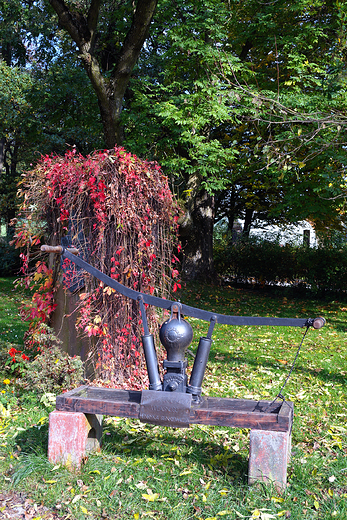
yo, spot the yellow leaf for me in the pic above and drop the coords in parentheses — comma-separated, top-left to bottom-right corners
(314, 500, 320, 510)
(217, 511, 233, 516)
(179, 470, 192, 476)
(134, 514, 140, 520)
(277, 512, 288, 517)
(45, 480, 57, 484)
(202, 494, 207, 502)
(80, 505, 89, 514)
(89, 469, 100, 474)
(271, 497, 284, 503)
(219, 488, 228, 496)
(142, 493, 159, 502)
(103, 286, 115, 295)
(252, 510, 260, 519)
(328, 489, 334, 497)
(205, 481, 211, 490)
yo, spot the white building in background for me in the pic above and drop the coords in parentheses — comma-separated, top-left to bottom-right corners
(234, 220, 317, 247)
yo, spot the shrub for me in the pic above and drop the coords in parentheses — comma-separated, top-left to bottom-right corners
(0, 235, 21, 276)
(215, 236, 347, 293)
(20, 341, 84, 396)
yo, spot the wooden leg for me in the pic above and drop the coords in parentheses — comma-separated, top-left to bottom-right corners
(248, 429, 291, 491)
(48, 411, 103, 470)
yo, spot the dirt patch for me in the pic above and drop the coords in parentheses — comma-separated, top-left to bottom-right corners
(0, 491, 62, 519)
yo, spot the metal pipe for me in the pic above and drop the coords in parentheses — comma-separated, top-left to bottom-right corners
(142, 334, 162, 391)
(187, 336, 212, 399)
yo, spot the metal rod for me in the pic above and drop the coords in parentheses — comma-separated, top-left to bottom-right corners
(137, 296, 150, 336)
(187, 337, 212, 400)
(41, 245, 326, 329)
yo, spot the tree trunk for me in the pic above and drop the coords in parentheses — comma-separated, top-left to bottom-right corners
(49, 0, 158, 147)
(243, 207, 253, 237)
(179, 173, 216, 281)
(0, 137, 5, 175)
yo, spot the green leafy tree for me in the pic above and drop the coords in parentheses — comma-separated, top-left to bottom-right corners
(3, 0, 347, 277)
(47, 0, 158, 147)
(0, 61, 34, 230)
(123, 0, 347, 280)
(0, 1, 104, 231)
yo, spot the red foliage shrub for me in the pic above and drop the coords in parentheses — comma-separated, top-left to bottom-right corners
(14, 147, 180, 383)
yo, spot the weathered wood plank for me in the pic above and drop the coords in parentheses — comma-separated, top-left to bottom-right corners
(55, 386, 293, 432)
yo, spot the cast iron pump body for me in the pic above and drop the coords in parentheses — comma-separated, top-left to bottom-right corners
(140, 300, 215, 402)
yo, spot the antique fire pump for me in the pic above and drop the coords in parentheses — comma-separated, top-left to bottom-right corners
(41, 245, 325, 428)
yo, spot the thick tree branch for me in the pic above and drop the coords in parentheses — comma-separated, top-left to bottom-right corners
(49, 0, 90, 48)
(87, 0, 101, 34)
(111, 0, 158, 113)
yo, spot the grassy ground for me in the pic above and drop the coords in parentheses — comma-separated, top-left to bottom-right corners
(0, 278, 346, 519)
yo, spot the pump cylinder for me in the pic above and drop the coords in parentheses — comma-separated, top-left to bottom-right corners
(142, 334, 162, 391)
(187, 336, 212, 397)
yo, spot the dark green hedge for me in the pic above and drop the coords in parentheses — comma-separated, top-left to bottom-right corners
(214, 238, 347, 293)
(0, 236, 21, 276)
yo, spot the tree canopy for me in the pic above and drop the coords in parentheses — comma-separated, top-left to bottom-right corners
(1, 0, 347, 275)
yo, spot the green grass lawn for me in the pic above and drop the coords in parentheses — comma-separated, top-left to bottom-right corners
(0, 278, 346, 519)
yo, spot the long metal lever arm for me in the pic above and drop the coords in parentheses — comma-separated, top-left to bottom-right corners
(41, 245, 325, 329)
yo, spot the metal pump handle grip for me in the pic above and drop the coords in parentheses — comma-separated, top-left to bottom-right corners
(312, 317, 326, 329)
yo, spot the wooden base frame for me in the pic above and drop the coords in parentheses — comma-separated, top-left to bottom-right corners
(50, 385, 293, 489)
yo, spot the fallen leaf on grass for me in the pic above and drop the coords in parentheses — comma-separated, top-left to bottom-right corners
(142, 489, 159, 502)
(271, 497, 284, 503)
(141, 494, 159, 502)
(179, 470, 192, 476)
(250, 510, 277, 520)
(135, 481, 147, 489)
